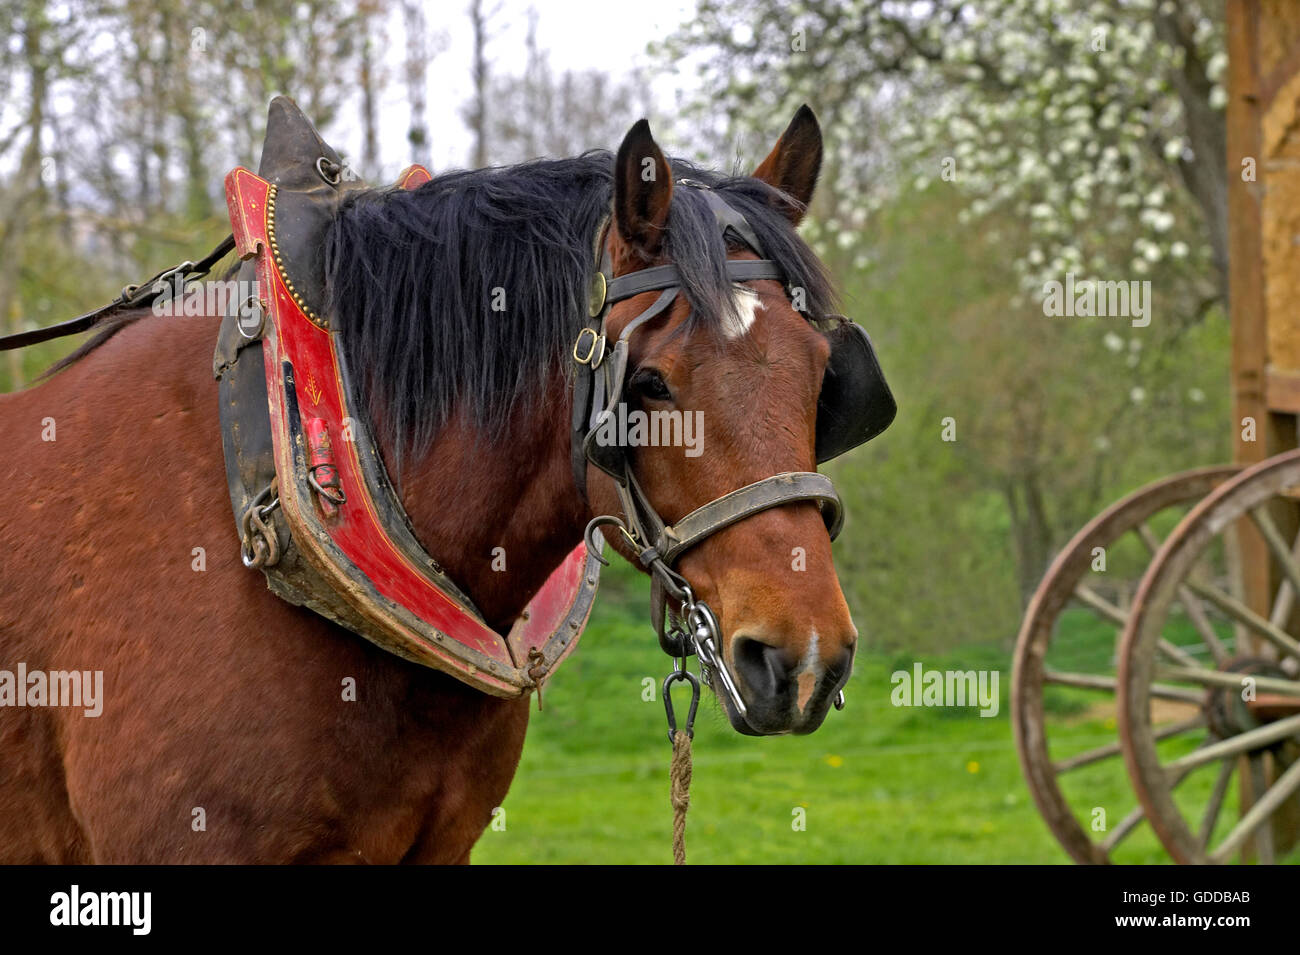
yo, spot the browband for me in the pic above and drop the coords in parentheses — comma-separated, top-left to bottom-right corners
(605, 259, 785, 304)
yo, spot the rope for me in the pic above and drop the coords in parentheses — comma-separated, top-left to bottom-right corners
(670, 729, 692, 865)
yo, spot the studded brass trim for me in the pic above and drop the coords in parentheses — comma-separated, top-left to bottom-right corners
(265, 184, 329, 330)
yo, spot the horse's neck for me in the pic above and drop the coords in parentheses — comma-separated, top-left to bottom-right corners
(390, 385, 587, 633)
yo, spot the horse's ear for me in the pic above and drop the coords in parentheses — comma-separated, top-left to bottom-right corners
(751, 104, 823, 224)
(613, 119, 673, 261)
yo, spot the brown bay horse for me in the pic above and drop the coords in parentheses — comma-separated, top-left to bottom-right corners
(0, 110, 859, 863)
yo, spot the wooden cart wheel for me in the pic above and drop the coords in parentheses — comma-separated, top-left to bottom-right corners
(1119, 449, 1300, 864)
(1013, 466, 1240, 863)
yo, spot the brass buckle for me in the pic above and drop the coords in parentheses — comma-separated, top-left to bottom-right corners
(573, 327, 606, 366)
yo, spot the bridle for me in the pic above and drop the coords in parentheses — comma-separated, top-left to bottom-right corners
(570, 182, 846, 730)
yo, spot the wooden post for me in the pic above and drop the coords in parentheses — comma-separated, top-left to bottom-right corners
(1227, 0, 1268, 599)
(1226, 0, 1300, 859)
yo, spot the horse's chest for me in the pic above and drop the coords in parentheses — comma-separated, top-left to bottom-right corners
(299, 689, 531, 864)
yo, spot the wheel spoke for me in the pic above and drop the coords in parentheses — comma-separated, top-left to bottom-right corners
(1133, 523, 1230, 663)
(1134, 521, 1162, 555)
(1157, 639, 1202, 670)
(1162, 713, 1300, 775)
(1100, 805, 1146, 852)
(1197, 758, 1235, 850)
(1176, 586, 1230, 665)
(1248, 507, 1300, 629)
(1154, 665, 1300, 698)
(1208, 753, 1300, 863)
(1186, 580, 1300, 664)
(1101, 754, 1202, 853)
(1054, 715, 1203, 774)
(1073, 584, 1127, 626)
(1250, 756, 1275, 864)
(1271, 580, 1295, 630)
(1267, 517, 1300, 628)
(1045, 670, 1203, 704)
(1071, 584, 1198, 667)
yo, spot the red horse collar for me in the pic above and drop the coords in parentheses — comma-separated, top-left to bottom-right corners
(214, 104, 600, 698)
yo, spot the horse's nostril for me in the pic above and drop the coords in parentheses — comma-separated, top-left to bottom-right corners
(732, 636, 792, 698)
(829, 647, 854, 683)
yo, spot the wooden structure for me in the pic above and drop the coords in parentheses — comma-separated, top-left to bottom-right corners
(1010, 1, 1300, 864)
(1229, 0, 1300, 611)
(1228, 0, 1300, 856)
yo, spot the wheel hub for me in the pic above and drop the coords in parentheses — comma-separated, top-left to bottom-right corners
(1204, 657, 1291, 739)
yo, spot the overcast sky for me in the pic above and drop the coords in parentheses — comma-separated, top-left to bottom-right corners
(370, 0, 701, 174)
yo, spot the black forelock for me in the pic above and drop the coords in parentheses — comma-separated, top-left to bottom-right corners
(324, 150, 836, 465)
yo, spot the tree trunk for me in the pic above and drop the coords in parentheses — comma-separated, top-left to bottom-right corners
(403, 0, 430, 164)
(1154, 7, 1229, 303)
(359, 18, 379, 175)
(1004, 474, 1055, 608)
(469, 0, 490, 168)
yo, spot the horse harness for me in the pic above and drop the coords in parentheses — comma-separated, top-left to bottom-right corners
(570, 186, 896, 728)
(0, 97, 897, 733)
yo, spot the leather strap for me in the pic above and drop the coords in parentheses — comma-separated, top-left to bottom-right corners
(570, 336, 596, 501)
(614, 466, 842, 656)
(606, 259, 783, 303)
(0, 234, 236, 351)
(655, 472, 842, 565)
(698, 189, 766, 255)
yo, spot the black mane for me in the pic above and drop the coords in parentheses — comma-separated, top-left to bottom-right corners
(324, 151, 836, 463)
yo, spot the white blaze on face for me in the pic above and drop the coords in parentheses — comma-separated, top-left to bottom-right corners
(723, 285, 764, 339)
(794, 630, 822, 714)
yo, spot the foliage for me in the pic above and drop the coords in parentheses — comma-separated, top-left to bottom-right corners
(658, 0, 1227, 305)
(824, 185, 1229, 645)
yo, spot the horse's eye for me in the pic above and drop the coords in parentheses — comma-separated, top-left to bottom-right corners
(630, 368, 673, 402)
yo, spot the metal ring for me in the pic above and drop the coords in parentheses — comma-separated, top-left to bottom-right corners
(236, 297, 265, 340)
(663, 668, 700, 743)
(688, 603, 719, 642)
(583, 516, 626, 566)
(308, 468, 347, 505)
(241, 539, 264, 569)
(660, 623, 692, 659)
(316, 156, 342, 185)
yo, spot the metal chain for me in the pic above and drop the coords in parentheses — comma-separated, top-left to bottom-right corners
(525, 646, 547, 711)
(240, 479, 282, 569)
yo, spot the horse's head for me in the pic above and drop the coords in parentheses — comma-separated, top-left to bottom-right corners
(587, 108, 864, 736)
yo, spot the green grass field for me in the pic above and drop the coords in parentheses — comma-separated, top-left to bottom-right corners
(474, 568, 1260, 865)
